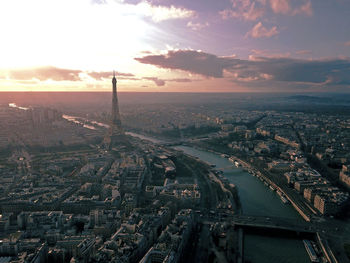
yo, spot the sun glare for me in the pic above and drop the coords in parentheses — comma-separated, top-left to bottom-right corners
(0, 0, 151, 71)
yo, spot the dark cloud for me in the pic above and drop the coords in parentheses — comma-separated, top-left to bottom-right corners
(142, 77, 193, 86)
(135, 50, 350, 87)
(167, 78, 192, 83)
(135, 50, 233, 78)
(87, 71, 134, 80)
(253, 57, 350, 84)
(295, 50, 312, 55)
(143, 77, 166, 86)
(8, 66, 82, 81)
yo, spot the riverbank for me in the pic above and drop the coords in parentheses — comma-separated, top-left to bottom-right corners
(187, 143, 315, 221)
(175, 149, 241, 214)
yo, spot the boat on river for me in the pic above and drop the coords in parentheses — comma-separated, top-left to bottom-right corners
(303, 240, 319, 263)
(276, 190, 289, 204)
(234, 161, 241, 167)
(280, 196, 289, 204)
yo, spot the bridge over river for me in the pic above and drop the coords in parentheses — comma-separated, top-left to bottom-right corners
(201, 214, 315, 234)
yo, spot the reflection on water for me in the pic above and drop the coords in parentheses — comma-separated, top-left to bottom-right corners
(91, 120, 109, 128)
(125, 132, 165, 144)
(61, 115, 167, 144)
(62, 115, 96, 130)
(8, 103, 29, 111)
(244, 234, 309, 263)
(61, 114, 111, 130)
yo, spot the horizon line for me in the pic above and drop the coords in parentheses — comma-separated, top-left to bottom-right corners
(0, 91, 348, 94)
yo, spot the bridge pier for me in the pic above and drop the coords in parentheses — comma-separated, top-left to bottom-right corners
(237, 227, 244, 263)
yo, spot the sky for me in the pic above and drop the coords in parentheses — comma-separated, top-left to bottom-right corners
(0, 0, 349, 92)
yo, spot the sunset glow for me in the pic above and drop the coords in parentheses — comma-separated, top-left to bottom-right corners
(0, 0, 349, 92)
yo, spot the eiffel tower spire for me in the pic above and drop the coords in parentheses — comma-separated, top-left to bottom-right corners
(104, 70, 130, 150)
(111, 71, 122, 127)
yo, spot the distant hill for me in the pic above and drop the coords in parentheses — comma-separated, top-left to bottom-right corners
(287, 94, 350, 104)
(288, 95, 330, 103)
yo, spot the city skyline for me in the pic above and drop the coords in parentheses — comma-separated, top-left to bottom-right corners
(0, 0, 349, 92)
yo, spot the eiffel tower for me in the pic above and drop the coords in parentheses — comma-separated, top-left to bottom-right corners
(104, 71, 130, 150)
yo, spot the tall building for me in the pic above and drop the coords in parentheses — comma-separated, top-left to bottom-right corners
(104, 71, 130, 150)
(111, 71, 122, 128)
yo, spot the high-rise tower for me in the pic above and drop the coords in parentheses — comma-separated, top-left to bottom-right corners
(104, 71, 130, 150)
(111, 71, 122, 128)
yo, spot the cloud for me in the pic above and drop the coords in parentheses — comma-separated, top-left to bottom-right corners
(140, 2, 195, 22)
(135, 49, 350, 87)
(234, 57, 350, 86)
(221, 0, 312, 21)
(142, 77, 193, 86)
(3, 66, 195, 87)
(295, 50, 312, 55)
(87, 71, 134, 80)
(13, 80, 40, 85)
(270, 0, 290, 14)
(246, 22, 279, 38)
(140, 50, 153, 54)
(253, 57, 350, 84)
(116, 1, 195, 22)
(143, 77, 166, 86)
(4, 66, 82, 81)
(270, 0, 313, 16)
(220, 0, 265, 21)
(91, 0, 107, 4)
(344, 41, 350, 47)
(167, 78, 193, 83)
(292, 0, 313, 16)
(1, 67, 138, 83)
(187, 21, 209, 31)
(135, 50, 234, 78)
(251, 49, 290, 58)
(91, 0, 195, 22)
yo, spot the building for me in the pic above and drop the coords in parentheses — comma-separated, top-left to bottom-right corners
(339, 165, 350, 188)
